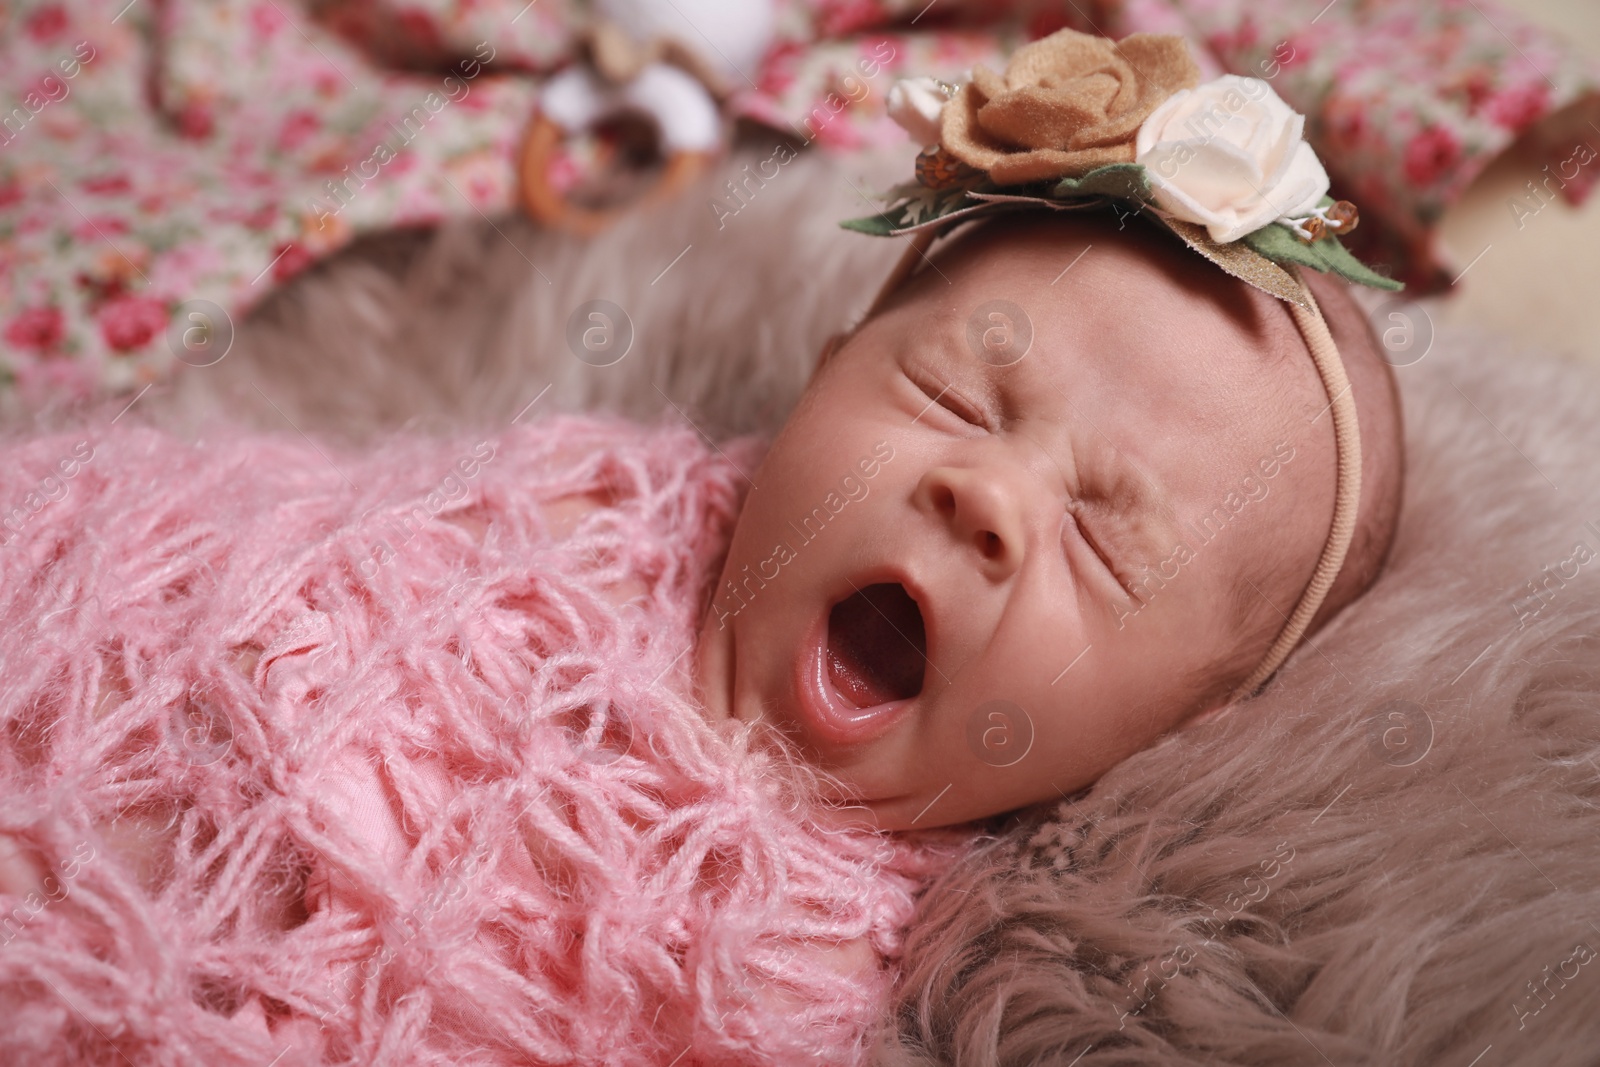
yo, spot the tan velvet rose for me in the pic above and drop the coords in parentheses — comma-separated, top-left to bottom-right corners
(940, 28, 1201, 186)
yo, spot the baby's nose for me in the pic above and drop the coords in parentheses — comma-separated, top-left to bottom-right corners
(916, 466, 1029, 577)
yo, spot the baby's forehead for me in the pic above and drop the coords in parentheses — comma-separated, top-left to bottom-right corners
(916, 221, 1228, 341)
(902, 246, 1266, 415)
(887, 222, 1323, 550)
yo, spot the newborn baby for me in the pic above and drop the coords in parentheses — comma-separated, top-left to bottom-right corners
(0, 214, 1402, 887)
(694, 209, 1404, 831)
(0, 209, 1401, 1060)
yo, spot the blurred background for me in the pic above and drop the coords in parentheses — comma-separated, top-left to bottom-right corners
(1439, 0, 1600, 364)
(1, 0, 1598, 432)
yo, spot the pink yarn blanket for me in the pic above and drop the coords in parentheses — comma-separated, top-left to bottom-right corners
(0, 414, 968, 1065)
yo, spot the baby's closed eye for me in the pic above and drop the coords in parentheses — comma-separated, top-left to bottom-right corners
(1065, 505, 1121, 582)
(903, 361, 991, 431)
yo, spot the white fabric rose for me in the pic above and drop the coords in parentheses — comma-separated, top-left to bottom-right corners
(886, 77, 949, 146)
(1134, 75, 1329, 243)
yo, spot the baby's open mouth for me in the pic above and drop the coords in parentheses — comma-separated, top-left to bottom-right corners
(825, 583, 927, 709)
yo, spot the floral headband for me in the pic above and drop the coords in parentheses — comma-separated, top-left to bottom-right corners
(842, 28, 1403, 702)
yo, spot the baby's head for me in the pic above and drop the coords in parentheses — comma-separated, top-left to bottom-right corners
(694, 211, 1403, 830)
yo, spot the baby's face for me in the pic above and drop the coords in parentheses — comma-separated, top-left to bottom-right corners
(694, 215, 1334, 830)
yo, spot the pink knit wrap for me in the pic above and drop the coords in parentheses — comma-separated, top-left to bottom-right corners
(0, 415, 970, 1066)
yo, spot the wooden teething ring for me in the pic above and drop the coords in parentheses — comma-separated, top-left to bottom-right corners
(517, 111, 711, 236)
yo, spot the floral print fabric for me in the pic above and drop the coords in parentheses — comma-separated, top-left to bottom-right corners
(1, 0, 1596, 408)
(0, 0, 539, 405)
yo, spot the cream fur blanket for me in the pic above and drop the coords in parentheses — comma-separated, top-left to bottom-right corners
(142, 145, 1600, 1062)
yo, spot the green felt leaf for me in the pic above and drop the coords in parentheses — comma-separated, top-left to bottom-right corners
(1049, 163, 1153, 203)
(1243, 222, 1403, 291)
(839, 174, 1000, 235)
(843, 168, 1403, 292)
(840, 213, 899, 235)
(1310, 234, 1405, 291)
(1242, 221, 1328, 269)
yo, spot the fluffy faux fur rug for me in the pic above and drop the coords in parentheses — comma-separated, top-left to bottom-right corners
(77, 142, 1600, 1061)
(875, 307, 1600, 1064)
(133, 139, 911, 445)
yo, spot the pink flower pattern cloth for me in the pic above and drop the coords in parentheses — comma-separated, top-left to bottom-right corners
(1, 0, 1597, 407)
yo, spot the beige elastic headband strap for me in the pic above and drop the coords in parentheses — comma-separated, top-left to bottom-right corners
(863, 233, 1362, 704)
(1226, 275, 1361, 701)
